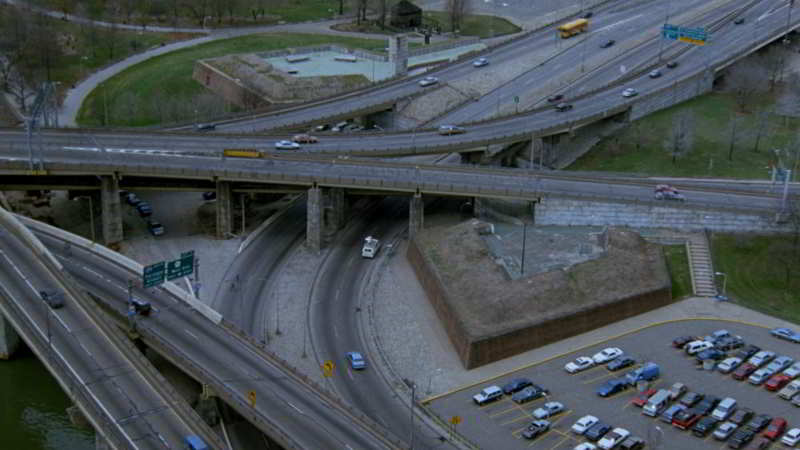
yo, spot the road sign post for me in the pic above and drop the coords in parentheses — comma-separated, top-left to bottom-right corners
(167, 250, 194, 281)
(142, 261, 165, 288)
(322, 361, 334, 377)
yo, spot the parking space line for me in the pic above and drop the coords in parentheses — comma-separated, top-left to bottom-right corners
(501, 412, 534, 426)
(549, 433, 572, 450)
(479, 397, 510, 410)
(491, 403, 525, 418)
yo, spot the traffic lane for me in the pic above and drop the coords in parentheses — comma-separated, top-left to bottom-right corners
(39, 234, 390, 450)
(426, 320, 800, 450)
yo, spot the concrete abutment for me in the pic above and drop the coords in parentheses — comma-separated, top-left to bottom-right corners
(0, 313, 21, 359)
(215, 180, 233, 239)
(100, 176, 122, 245)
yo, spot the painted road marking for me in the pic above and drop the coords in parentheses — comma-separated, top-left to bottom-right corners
(185, 329, 199, 340)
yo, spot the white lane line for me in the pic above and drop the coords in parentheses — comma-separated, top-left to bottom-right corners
(596, 14, 643, 33)
(287, 402, 303, 414)
(185, 329, 199, 340)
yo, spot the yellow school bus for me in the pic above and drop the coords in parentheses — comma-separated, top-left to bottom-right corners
(558, 18, 589, 38)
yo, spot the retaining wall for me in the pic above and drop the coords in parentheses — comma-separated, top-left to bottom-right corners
(0, 313, 21, 359)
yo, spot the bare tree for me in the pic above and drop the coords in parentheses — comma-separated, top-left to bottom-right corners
(353, 0, 368, 25)
(724, 63, 768, 113)
(446, 0, 471, 33)
(759, 45, 788, 91)
(56, 0, 78, 20)
(663, 110, 695, 164)
(375, 0, 388, 28)
(184, 0, 210, 26)
(750, 109, 773, 153)
(727, 113, 744, 161)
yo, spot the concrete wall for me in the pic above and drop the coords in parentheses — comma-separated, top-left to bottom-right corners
(0, 314, 21, 359)
(630, 70, 714, 121)
(535, 197, 791, 232)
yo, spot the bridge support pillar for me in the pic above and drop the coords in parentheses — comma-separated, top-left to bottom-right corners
(328, 188, 346, 231)
(100, 176, 123, 245)
(0, 313, 21, 360)
(409, 193, 424, 238)
(216, 181, 233, 239)
(307, 186, 322, 253)
(473, 197, 484, 219)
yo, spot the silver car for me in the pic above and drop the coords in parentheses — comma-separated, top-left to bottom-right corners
(419, 76, 439, 87)
(622, 88, 638, 97)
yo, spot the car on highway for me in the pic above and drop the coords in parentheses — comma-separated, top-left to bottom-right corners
(472, 57, 489, 67)
(313, 124, 330, 132)
(763, 417, 787, 440)
(345, 351, 366, 370)
(136, 201, 153, 217)
(732, 363, 758, 380)
(766, 355, 794, 372)
(585, 422, 612, 441)
(547, 94, 564, 103)
(680, 391, 703, 407)
(654, 184, 686, 201)
(622, 88, 638, 98)
(331, 121, 350, 132)
(572, 415, 600, 434)
(782, 427, 800, 446)
(765, 373, 791, 391)
(692, 416, 719, 437)
(502, 378, 533, 394)
(419, 76, 438, 87)
(631, 389, 657, 407)
(746, 414, 772, 432)
(473, 385, 502, 405)
(779, 379, 800, 399)
(275, 140, 301, 150)
(734, 17, 745, 25)
(582, 11, 594, 18)
(292, 134, 318, 144)
(202, 191, 216, 201)
(512, 385, 548, 404)
(597, 427, 629, 449)
(749, 350, 776, 367)
(666, 60, 679, 69)
(522, 420, 550, 440)
(618, 436, 644, 450)
(714, 421, 737, 440)
(565, 356, 595, 373)
(748, 368, 776, 385)
(729, 407, 754, 426)
(147, 220, 165, 236)
(194, 123, 216, 131)
(555, 102, 573, 112)
(600, 39, 615, 48)
(597, 378, 629, 397)
(437, 125, 466, 136)
(771, 327, 800, 343)
(592, 347, 623, 364)
(39, 289, 64, 309)
(533, 401, 564, 419)
(607, 355, 635, 371)
(728, 428, 755, 448)
(718, 357, 743, 373)
(648, 69, 661, 78)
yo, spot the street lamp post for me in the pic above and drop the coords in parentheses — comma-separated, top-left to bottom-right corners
(74, 196, 95, 243)
(714, 272, 727, 296)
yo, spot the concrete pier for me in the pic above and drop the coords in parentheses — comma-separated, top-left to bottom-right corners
(0, 313, 21, 359)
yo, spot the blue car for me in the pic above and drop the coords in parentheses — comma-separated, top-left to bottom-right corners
(597, 379, 629, 397)
(771, 327, 800, 343)
(345, 352, 367, 370)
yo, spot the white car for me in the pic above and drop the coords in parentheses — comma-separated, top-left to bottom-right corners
(717, 357, 742, 374)
(597, 427, 630, 449)
(622, 88, 638, 97)
(783, 362, 800, 379)
(533, 401, 564, 419)
(749, 350, 776, 367)
(275, 140, 300, 150)
(419, 76, 438, 86)
(565, 356, 595, 373)
(748, 368, 775, 385)
(572, 415, 599, 434)
(713, 422, 737, 440)
(473, 57, 489, 67)
(472, 385, 503, 405)
(782, 427, 800, 446)
(575, 444, 597, 450)
(779, 379, 800, 400)
(592, 347, 623, 364)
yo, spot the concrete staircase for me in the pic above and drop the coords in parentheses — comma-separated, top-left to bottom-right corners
(686, 233, 717, 297)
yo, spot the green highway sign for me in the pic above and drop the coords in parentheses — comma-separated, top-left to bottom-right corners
(143, 261, 166, 288)
(167, 250, 194, 281)
(662, 24, 708, 45)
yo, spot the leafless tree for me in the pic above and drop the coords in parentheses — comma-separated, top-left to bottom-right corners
(183, 0, 210, 26)
(353, 0, 368, 25)
(727, 113, 745, 161)
(375, 0, 388, 28)
(759, 45, 788, 91)
(102, 20, 120, 60)
(446, 0, 471, 33)
(724, 63, 768, 113)
(663, 110, 695, 164)
(747, 108, 773, 153)
(56, 0, 78, 20)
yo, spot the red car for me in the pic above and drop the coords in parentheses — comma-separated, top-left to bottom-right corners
(631, 389, 657, 407)
(672, 410, 700, 430)
(732, 363, 758, 381)
(763, 417, 787, 440)
(765, 374, 791, 391)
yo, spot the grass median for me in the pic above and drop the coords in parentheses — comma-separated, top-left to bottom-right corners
(423, 11, 521, 38)
(77, 33, 390, 127)
(663, 245, 692, 300)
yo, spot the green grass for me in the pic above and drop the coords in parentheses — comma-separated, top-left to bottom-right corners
(423, 11, 521, 38)
(663, 245, 692, 299)
(569, 92, 800, 179)
(77, 33, 390, 127)
(712, 234, 800, 325)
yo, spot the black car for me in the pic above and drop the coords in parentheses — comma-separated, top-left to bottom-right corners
(733, 17, 745, 25)
(585, 422, 612, 441)
(581, 11, 593, 19)
(546, 94, 563, 103)
(600, 39, 615, 48)
(202, 191, 216, 201)
(554, 103, 573, 112)
(728, 428, 754, 448)
(672, 335, 695, 348)
(745, 414, 771, 432)
(195, 123, 216, 131)
(680, 391, 704, 407)
(696, 348, 726, 363)
(125, 192, 141, 206)
(735, 344, 760, 360)
(511, 385, 548, 404)
(619, 436, 645, 450)
(729, 407, 754, 425)
(503, 378, 533, 395)
(666, 61, 679, 69)
(39, 289, 64, 309)
(607, 356, 635, 371)
(715, 336, 744, 351)
(136, 202, 153, 218)
(692, 416, 719, 437)
(691, 395, 720, 416)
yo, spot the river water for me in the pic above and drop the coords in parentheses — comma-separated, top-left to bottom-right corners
(1, 345, 93, 450)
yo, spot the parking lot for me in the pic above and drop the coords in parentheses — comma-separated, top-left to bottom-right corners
(424, 320, 799, 449)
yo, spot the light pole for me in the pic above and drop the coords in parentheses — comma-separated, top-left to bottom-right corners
(714, 272, 727, 296)
(73, 196, 95, 243)
(403, 379, 416, 449)
(657, 0, 673, 63)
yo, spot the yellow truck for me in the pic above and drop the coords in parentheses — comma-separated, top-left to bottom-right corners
(558, 18, 589, 38)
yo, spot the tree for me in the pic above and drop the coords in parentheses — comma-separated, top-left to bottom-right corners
(353, 0, 368, 25)
(663, 110, 695, 164)
(446, 0, 471, 33)
(56, 0, 78, 20)
(724, 63, 768, 113)
(375, 0, 388, 28)
(184, 0, 210, 26)
(727, 113, 744, 161)
(750, 109, 772, 153)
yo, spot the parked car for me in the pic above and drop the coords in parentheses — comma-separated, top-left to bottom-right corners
(625, 362, 659, 384)
(745, 414, 772, 432)
(771, 327, 800, 343)
(765, 374, 791, 391)
(781, 427, 800, 446)
(622, 88, 638, 98)
(680, 391, 704, 407)
(672, 335, 696, 348)
(715, 335, 745, 351)
(779, 379, 800, 399)
(728, 428, 755, 448)
(473, 57, 489, 67)
(766, 356, 794, 372)
(668, 382, 687, 400)
(147, 220, 165, 236)
(600, 39, 615, 48)
(565, 356, 595, 373)
(711, 397, 737, 421)
(729, 407, 754, 426)
(512, 385, 548, 404)
(793, 395, 800, 406)
(714, 421, 737, 440)
(748, 368, 776, 385)
(275, 140, 300, 150)
(619, 436, 644, 450)
(585, 422, 612, 441)
(502, 378, 533, 394)
(547, 94, 564, 103)
(648, 69, 661, 78)
(691, 395, 720, 416)
(555, 102, 573, 112)
(718, 357, 743, 374)
(202, 191, 216, 201)
(437, 125, 466, 136)
(575, 444, 597, 450)
(598, 427, 629, 449)
(631, 389, 657, 407)
(533, 401, 564, 419)
(607, 356, 635, 371)
(783, 362, 800, 379)
(732, 363, 758, 380)
(692, 416, 719, 437)
(749, 350, 776, 367)
(763, 417, 787, 440)
(292, 134, 318, 143)
(522, 420, 550, 440)
(593, 347, 623, 364)
(572, 415, 600, 434)
(472, 385, 502, 405)
(345, 351, 366, 370)
(735, 344, 761, 360)
(672, 409, 701, 430)
(39, 289, 64, 309)
(136, 202, 153, 217)
(419, 76, 438, 87)
(660, 404, 686, 423)
(597, 379, 629, 397)
(696, 348, 726, 363)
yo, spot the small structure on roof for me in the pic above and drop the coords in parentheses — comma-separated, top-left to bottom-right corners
(391, 0, 422, 28)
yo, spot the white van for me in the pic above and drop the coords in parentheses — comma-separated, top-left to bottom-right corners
(711, 397, 737, 421)
(642, 389, 671, 417)
(685, 340, 713, 355)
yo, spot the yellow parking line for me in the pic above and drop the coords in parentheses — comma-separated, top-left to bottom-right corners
(491, 403, 525, 418)
(501, 412, 534, 426)
(549, 434, 572, 450)
(550, 410, 573, 427)
(479, 397, 510, 410)
(528, 431, 551, 447)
